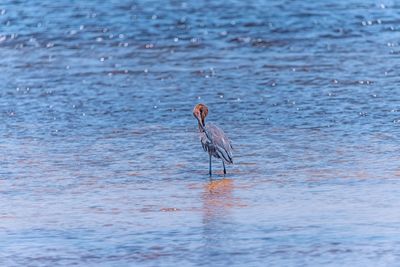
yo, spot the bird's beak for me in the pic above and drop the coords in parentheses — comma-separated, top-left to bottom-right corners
(194, 112, 201, 124)
(194, 112, 205, 129)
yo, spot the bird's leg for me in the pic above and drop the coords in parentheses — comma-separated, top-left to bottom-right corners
(209, 154, 212, 177)
(222, 161, 226, 175)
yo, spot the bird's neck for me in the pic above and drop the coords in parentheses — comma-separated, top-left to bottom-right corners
(198, 121, 205, 132)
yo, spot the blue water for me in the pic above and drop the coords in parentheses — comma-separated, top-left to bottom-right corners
(1, 0, 400, 266)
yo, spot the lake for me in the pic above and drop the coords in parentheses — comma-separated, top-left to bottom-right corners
(1, 0, 400, 266)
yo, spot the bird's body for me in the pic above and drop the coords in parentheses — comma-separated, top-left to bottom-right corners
(193, 104, 233, 176)
(200, 123, 233, 164)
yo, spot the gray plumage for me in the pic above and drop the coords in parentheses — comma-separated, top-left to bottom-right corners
(199, 123, 233, 164)
(193, 103, 233, 176)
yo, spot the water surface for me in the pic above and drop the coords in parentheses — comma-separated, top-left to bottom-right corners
(1, 0, 400, 266)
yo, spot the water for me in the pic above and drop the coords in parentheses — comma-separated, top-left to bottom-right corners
(1, 0, 400, 266)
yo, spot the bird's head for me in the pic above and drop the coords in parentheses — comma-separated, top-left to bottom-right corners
(193, 103, 208, 127)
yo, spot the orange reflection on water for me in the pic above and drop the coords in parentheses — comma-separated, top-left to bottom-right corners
(202, 178, 235, 222)
(201, 178, 244, 253)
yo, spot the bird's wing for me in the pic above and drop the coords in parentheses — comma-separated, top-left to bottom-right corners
(206, 123, 233, 164)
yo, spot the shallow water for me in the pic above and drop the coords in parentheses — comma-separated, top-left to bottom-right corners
(1, 0, 400, 266)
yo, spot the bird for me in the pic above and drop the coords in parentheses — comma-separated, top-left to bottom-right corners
(193, 103, 233, 176)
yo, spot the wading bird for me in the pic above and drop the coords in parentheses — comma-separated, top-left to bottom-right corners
(193, 103, 233, 176)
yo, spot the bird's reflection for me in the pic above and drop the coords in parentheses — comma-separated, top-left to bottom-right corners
(202, 178, 234, 222)
(201, 178, 236, 260)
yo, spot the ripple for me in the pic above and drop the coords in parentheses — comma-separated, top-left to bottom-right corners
(1, 0, 400, 266)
